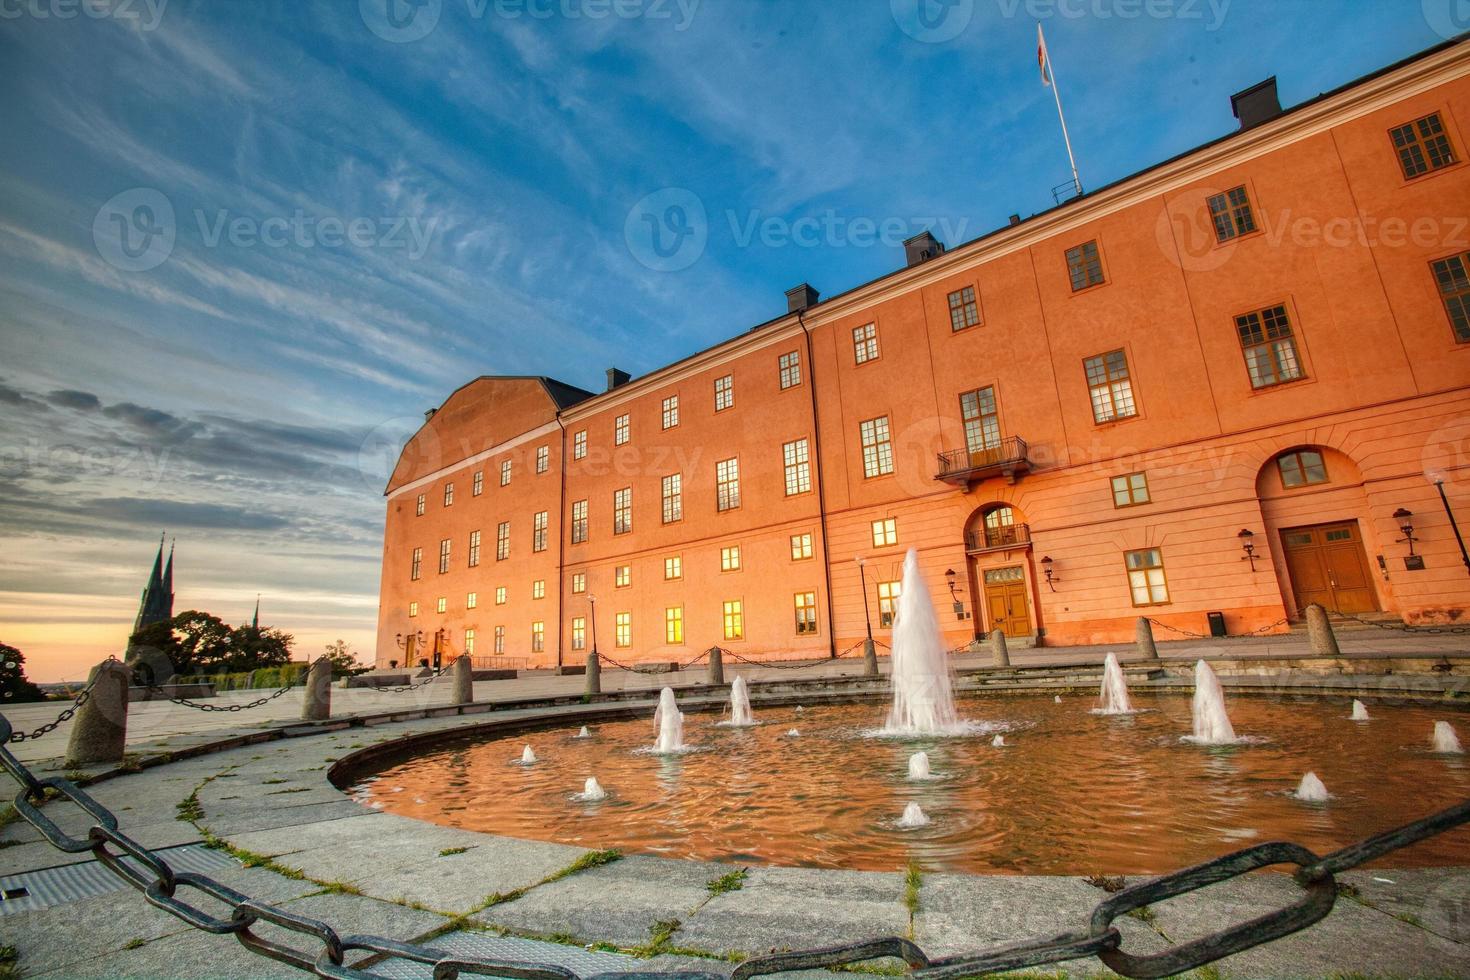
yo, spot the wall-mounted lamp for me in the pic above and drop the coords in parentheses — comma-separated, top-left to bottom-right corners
(1393, 508, 1418, 557)
(1238, 528, 1259, 571)
(395, 630, 425, 650)
(944, 567, 965, 617)
(1040, 555, 1059, 591)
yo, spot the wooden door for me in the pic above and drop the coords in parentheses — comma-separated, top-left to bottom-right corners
(983, 566, 1032, 637)
(1281, 521, 1377, 615)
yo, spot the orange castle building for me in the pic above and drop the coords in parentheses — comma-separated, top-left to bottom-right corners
(377, 39, 1470, 669)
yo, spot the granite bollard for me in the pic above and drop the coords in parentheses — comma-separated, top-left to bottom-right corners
(1306, 603, 1340, 657)
(707, 646, 724, 686)
(301, 657, 332, 721)
(451, 655, 473, 704)
(863, 637, 879, 677)
(585, 650, 601, 696)
(64, 659, 130, 767)
(989, 629, 1010, 667)
(1136, 617, 1159, 661)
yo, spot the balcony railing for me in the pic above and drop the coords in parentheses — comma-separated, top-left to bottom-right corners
(966, 523, 1032, 554)
(936, 436, 1031, 486)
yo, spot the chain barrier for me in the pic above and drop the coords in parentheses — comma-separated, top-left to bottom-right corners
(151, 680, 298, 712)
(1146, 616, 1291, 641)
(0, 708, 1466, 979)
(380, 671, 441, 694)
(596, 650, 709, 674)
(719, 648, 827, 671)
(5, 677, 98, 743)
(1315, 607, 1470, 636)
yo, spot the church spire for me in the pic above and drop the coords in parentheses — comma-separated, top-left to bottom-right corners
(252, 595, 260, 631)
(131, 534, 176, 637)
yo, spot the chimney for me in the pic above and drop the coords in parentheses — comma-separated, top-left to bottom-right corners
(605, 367, 630, 392)
(785, 283, 820, 314)
(1231, 77, 1281, 131)
(424, 408, 437, 422)
(903, 231, 945, 268)
(1008, 214, 1021, 227)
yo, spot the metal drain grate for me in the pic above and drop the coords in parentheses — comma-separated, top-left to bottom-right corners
(0, 842, 238, 914)
(366, 933, 656, 980)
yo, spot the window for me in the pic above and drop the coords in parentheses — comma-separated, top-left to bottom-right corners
(468, 530, 481, 568)
(571, 500, 588, 544)
(948, 286, 980, 331)
(1111, 473, 1150, 507)
(473, 471, 483, 496)
(1084, 350, 1137, 423)
(573, 430, 587, 460)
(410, 547, 422, 581)
(794, 592, 818, 635)
(436, 596, 447, 614)
(532, 580, 545, 600)
(664, 556, 682, 580)
(409, 601, 418, 617)
(791, 533, 813, 561)
(444, 482, 455, 506)
(571, 617, 586, 651)
(1431, 253, 1470, 343)
(615, 413, 630, 446)
(1066, 240, 1105, 291)
(721, 545, 741, 571)
(496, 521, 510, 560)
(571, 571, 586, 594)
(533, 511, 548, 553)
(722, 600, 744, 640)
(614, 487, 632, 534)
(494, 626, 504, 655)
(666, 606, 684, 645)
(615, 612, 631, 648)
(860, 416, 894, 477)
(779, 350, 801, 389)
(615, 565, 631, 588)
(1391, 112, 1456, 179)
(1208, 186, 1256, 242)
(1277, 449, 1328, 488)
(415, 493, 426, 516)
(783, 439, 811, 495)
(500, 460, 512, 486)
(1126, 549, 1170, 606)
(661, 395, 679, 429)
(467, 591, 478, 609)
(495, 586, 507, 605)
(662, 473, 682, 524)
(871, 518, 897, 547)
(981, 507, 1021, 548)
(877, 581, 901, 628)
(536, 445, 549, 474)
(960, 387, 1000, 455)
(532, 622, 545, 653)
(439, 538, 451, 574)
(464, 629, 476, 655)
(1236, 304, 1303, 389)
(716, 457, 741, 511)
(853, 323, 879, 364)
(714, 374, 734, 412)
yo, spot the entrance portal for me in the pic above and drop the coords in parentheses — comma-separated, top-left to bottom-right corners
(1281, 521, 1378, 615)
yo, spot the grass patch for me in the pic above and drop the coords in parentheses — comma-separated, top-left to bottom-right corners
(1191, 967, 1223, 980)
(1084, 874, 1126, 893)
(267, 787, 311, 795)
(1125, 905, 1157, 925)
(544, 848, 621, 883)
(706, 868, 748, 897)
(0, 805, 17, 831)
(634, 918, 680, 958)
(175, 793, 203, 823)
(903, 861, 922, 918)
(1394, 911, 1423, 927)
(261, 778, 288, 785)
(122, 939, 147, 950)
(0, 944, 18, 980)
(439, 847, 470, 857)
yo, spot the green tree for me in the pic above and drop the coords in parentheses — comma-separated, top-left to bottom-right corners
(0, 642, 46, 704)
(129, 610, 232, 678)
(323, 639, 361, 673)
(226, 625, 292, 674)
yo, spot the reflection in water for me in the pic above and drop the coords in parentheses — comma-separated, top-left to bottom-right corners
(348, 695, 1470, 875)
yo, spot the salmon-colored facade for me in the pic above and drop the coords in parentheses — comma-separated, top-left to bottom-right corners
(377, 41, 1470, 668)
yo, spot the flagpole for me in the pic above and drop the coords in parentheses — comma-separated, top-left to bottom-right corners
(1039, 23, 1081, 196)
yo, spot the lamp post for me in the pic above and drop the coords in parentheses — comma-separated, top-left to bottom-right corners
(1237, 529, 1259, 572)
(856, 557, 877, 677)
(588, 593, 599, 660)
(1431, 477, 1470, 577)
(1393, 508, 1419, 558)
(1040, 555, 1060, 591)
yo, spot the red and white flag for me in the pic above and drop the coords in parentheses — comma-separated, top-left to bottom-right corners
(1037, 23, 1052, 87)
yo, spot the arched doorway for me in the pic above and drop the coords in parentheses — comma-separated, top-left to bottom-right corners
(964, 504, 1036, 639)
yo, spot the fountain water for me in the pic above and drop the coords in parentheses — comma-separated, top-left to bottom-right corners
(1433, 721, 1464, 754)
(520, 745, 537, 764)
(1188, 660, 1237, 744)
(883, 549, 961, 735)
(577, 777, 607, 801)
(576, 726, 592, 738)
(907, 751, 930, 780)
(1095, 653, 1134, 715)
(726, 676, 754, 726)
(785, 729, 800, 737)
(1350, 701, 1370, 722)
(991, 735, 1006, 747)
(652, 687, 686, 753)
(896, 802, 931, 828)
(1054, 695, 1062, 703)
(1293, 772, 1330, 802)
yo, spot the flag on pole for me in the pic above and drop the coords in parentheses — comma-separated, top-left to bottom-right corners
(1037, 23, 1052, 87)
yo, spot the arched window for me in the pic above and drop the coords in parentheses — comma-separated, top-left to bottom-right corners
(1276, 449, 1328, 489)
(982, 506, 1020, 548)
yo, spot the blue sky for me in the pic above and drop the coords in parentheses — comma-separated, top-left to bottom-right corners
(0, 0, 1454, 680)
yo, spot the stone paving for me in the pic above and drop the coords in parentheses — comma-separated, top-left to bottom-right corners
(5, 635, 1470, 978)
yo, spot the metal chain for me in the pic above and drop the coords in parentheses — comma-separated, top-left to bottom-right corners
(718, 648, 826, 671)
(380, 672, 441, 694)
(1315, 607, 1470, 636)
(5, 678, 98, 742)
(596, 650, 709, 674)
(1, 708, 1466, 980)
(1147, 616, 1291, 640)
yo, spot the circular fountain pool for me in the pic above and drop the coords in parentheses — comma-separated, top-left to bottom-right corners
(346, 694, 1470, 875)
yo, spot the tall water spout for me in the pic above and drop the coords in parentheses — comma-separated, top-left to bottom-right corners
(653, 687, 686, 753)
(1190, 661, 1237, 744)
(907, 751, 930, 780)
(578, 777, 607, 801)
(728, 676, 754, 726)
(896, 802, 931, 828)
(884, 549, 960, 734)
(991, 734, 1006, 747)
(1350, 701, 1370, 721)
(1096, 653, 1133, 715)
(520, 745, 537, 764)
(1293, 772, 1330, 802)
(575, 726, 592, 738)
(1433, 721, 1464, 754)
